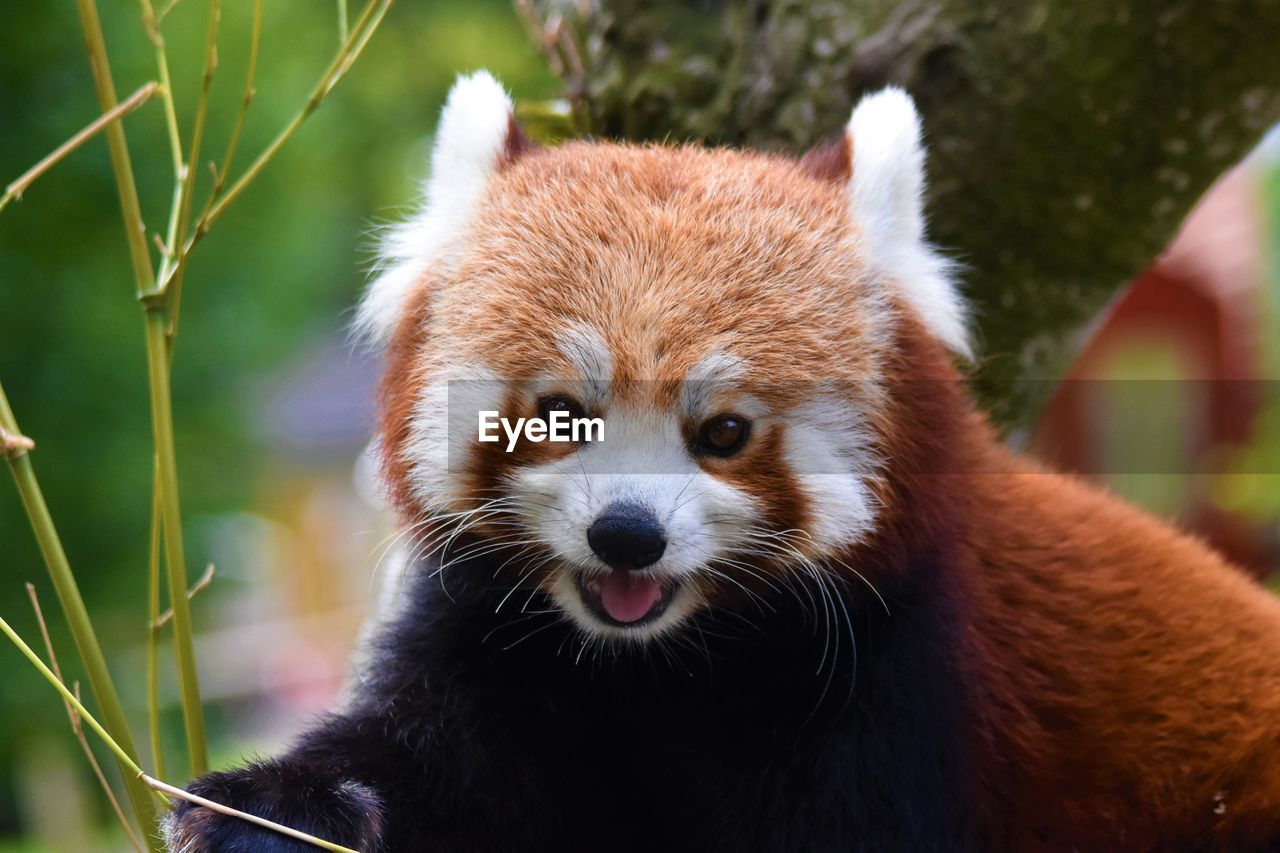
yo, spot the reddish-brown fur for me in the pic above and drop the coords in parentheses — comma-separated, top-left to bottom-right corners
(377, 134, 1280, 848)
(866, 318, 1280, 848)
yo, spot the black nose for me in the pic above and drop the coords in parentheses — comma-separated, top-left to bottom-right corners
(587, 503, 667, 571)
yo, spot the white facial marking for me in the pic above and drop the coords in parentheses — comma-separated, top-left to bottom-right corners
(783, 397, 883, 552)
(405, 363, 503, 512)
(520, 320, 615, 413)
(555, 321, 612, 378)
(682, 350, 747, 417)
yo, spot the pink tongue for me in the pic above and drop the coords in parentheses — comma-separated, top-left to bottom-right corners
(597, 572, 664, 623)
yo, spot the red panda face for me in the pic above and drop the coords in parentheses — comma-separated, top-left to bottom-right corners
(362, 73, 968, 642)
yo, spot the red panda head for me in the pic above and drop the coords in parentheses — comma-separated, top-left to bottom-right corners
(360, 71, 970, 641)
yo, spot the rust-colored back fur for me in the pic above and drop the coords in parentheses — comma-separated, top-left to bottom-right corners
(965, 446, 1280, 848)
(862, 325, 1280, 848)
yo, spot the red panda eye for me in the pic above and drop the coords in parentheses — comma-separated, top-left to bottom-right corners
(695, 415, 751, 457)
(537, 395, 585, 424)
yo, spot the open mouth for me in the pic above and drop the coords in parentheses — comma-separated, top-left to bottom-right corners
(578, 571, 677, 628)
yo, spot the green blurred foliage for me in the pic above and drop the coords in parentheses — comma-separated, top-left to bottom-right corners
(0, 0, 553, 839)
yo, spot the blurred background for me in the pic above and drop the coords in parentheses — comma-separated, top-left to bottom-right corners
(0, 3, 1277, 850)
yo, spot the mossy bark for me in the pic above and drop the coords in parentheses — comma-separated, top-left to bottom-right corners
(526, 0, 1280, 426)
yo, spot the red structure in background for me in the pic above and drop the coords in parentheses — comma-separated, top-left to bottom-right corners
(1032, 165, 1277, 578)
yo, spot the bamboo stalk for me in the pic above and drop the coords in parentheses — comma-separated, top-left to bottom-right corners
(0, 82, 158, 216)
(143, 310, 208, 775)
(0, 381, 162, 848)
(73, 0, 208, 780)
(0, 615, 360, 853)
(24, 0, 396, 842)
(145, 461, 167, 782)
(74, 0, 154, 296)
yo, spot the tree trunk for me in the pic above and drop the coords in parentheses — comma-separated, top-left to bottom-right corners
(523, 0, 1280, 426)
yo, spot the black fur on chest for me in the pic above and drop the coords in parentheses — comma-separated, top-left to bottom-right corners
(319, 546, 978, 852)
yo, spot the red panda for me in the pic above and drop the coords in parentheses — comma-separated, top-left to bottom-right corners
(166, 71, 1280, 852)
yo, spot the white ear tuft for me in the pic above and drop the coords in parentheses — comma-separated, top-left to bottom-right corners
(847, 87, 971, 359)
(356, 70, 515, 346)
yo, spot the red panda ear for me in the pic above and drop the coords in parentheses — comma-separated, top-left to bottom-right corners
(841, 88, 972, 360)
(799, 135, 852, 183)
(357, 71, 531, 347)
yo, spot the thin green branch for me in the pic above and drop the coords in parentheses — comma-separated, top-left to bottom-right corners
(74, 0, 155, 296)
(139, 0, 187, 285)
(79, 686, 148, 852)
(0, 380, 161, 848)
(331, 0, 392, 83)
(0, 614, 149, 780)
(143, 311, 208, 776)
(164, 0, 263, 342)
(145, 462, 166, 782)
(0, 82, 158, 216)
(139, 1, 183, 180)
(74, 0, 391, 792)
(155, 0, 183, 24)
(152, 562, 215, 630)
(175, 0, 223, 252)
(338, 0, 350, 44)
(27, 585, 146, 853)
(212, 0, 263, 202)
(153, 0, 222, 322)
(156, 0, 393, 289)
(138, 0, 192, 757)
(193, 0, 393, 241)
